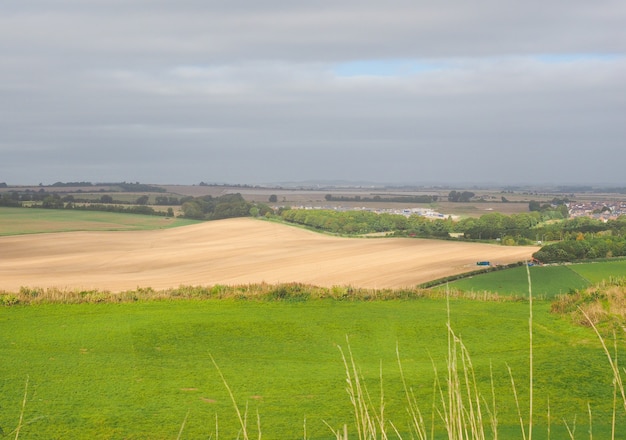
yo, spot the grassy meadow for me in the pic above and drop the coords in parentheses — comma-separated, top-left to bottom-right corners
(1, 297, 625, 439)
(446, 260, 626, 298)
(3, 208, 626, 438)
(0, 207, 198, 235)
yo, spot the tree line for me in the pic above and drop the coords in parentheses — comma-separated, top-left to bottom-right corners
(4, 189, 626, 264)
(281, 209, 452, 237)
(324, 194, 438, 203)
(1, 191, 272, 222)
(279, 207, 626, 263)
(181, 193, 272, 220)
(2, 191, 187, 206)
(532, 235, 626, 263)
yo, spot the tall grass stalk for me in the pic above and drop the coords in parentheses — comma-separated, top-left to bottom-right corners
(13, 375, 29, 440)
(547, 397, 551, 440)
(613, 336, 618, 440)
(438, 289, 494, 440)
(563, 416, 576, 439)
(526, 263, 533, 440)
(488, 362, 498, 440)
(337, 339, 388, 439)
(587, 402, 593, 440)
(176, 410, 189, 440)
(578, 306, 626, 440)
(442, 322, 489, 439)
(210, 354, 260, 440)
(396, 343, 429, 440)
(336, 289, 499, 440)
(507, 364, 526, 440)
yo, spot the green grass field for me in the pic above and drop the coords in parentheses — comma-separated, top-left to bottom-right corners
(1, 299, 624, 439)
(3, 209, 626, 438)
(568, 260, 626, 284)
(0, 207, 198, 235)
(446, 260, 626, 298)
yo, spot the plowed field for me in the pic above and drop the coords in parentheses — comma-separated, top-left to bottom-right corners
(0, 218, 539, 291)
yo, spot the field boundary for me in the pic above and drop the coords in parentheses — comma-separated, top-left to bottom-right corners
(422, 257, 626, 292)
(0, 283, 527, 306)
(418, 261, 527, 288)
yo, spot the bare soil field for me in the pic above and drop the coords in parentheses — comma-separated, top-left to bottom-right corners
(0, 218, 539, 292)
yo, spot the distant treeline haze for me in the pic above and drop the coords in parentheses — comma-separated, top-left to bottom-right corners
(2, 189, 626, 263)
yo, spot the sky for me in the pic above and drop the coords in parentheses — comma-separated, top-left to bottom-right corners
(2, 1, 626, 187)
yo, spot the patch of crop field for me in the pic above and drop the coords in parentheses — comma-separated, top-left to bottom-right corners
(447, 260, 626, 298)
(0, 217, 538, 292)
(567, 259, 626, 284)
(0, 207, 198, 236)
(446, 265, 591, 298)
(0, 299, 623, 438)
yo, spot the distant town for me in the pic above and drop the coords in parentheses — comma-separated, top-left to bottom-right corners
(568, 200, 626, 220)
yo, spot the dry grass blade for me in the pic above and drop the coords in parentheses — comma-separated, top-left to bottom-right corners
(587, 402, 593, 440)
(507, 364, 527, 440)
(210, 354, 255, 440)
(13, 375, 29, 440)
(323, 421, 349, 440)
(337, 338, 388, 440)
(526, 263, 533, 440)
(176, 410, 189, 440)
(396, 343, 428, 440)
(487, 362, 498, 440)
(303, 417, 307, 440)
(578, 307, 626, 415)
(563, 416, 576, 440)
(439, 286, 495, 440)
(547, 396, 551, 440)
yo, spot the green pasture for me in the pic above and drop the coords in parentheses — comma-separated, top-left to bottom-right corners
(1, 299, 624, 439)
(567, 260, 626, 284)
(447, 260, 626, 298)
(0, 207, 198, 235)
(447, 265, 589, 298)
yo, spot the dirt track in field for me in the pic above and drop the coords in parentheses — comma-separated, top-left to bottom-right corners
(0, 218, 539, 292)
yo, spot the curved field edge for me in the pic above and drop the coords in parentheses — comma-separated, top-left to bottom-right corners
(0, 283, 515, 305)
(0, 206, 199, 235)
(0, 218, 538, 292)
(425, 259, 626, 298)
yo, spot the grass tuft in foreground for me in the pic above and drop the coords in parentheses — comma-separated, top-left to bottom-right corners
(551, 277, 626, 328)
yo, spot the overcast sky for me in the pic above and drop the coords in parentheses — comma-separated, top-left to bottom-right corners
(2, 1, 625, 186)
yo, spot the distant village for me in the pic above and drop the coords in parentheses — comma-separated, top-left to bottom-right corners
(568, 200, 626, 221)
(292, 199, 626, 222)
(292, 204, 456, 220)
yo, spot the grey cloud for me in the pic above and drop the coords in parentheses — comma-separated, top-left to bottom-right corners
(1, 1, 625, 185)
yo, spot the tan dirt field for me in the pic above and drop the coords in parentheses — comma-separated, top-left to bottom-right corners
(0, 218, 539, 292)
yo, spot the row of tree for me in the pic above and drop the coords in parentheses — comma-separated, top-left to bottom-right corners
(532, 235, 626, 262)
(447, 191, 475, 202)
(70, 204, 173, 217)
(32, 195, 174, 217)
(2, 191, 269, 222)
(324, 194, 438, 203)
(181, 193, 272, 220)
(3, 191, 187, 206)
(280, 208, 579, 242)
(0, 193, 21, 207)
(279, 207, 626, 261)
(280, 209, 452, 237)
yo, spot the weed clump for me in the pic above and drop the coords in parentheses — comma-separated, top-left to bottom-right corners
(551, 278, 626, 328)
